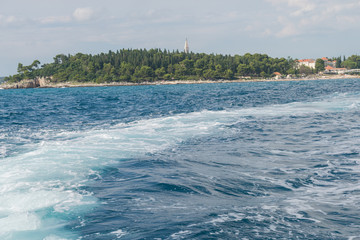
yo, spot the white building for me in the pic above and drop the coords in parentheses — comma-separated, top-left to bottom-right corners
(324, 66, 347, 74)
(321, 57, 337, 68)
(297, 59, 316, 69)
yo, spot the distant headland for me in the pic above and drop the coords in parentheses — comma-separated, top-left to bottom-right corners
(2, 49, 360, 89)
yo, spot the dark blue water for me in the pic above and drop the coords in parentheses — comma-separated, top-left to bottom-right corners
(1, 79, 360, 239)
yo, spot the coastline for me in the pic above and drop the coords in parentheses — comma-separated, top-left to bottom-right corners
(1, 74, 359, 89)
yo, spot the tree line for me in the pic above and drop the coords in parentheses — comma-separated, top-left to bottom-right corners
(4, 49, 360, 84)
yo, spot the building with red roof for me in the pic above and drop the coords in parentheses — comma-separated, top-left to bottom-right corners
(297, 59, 316, 69)
(324, 65, 347, 74)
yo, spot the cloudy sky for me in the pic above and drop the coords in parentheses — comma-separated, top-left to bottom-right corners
(1, 0, 360, 75)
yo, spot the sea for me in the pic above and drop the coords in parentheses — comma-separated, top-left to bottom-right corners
(1, 79, 360, 240)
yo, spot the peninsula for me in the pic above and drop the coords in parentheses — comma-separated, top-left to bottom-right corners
(2, 49, 360, 89)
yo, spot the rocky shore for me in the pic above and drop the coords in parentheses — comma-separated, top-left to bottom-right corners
(1, 75, 359, 90)
(1, 77, 50, 89)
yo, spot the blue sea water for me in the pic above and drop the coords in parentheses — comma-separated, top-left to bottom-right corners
(1, 79, 360, 239)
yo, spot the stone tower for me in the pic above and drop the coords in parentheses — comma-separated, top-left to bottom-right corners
(184, 38, 189, 54)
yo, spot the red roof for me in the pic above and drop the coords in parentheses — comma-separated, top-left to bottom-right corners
(326, 66, 347, 71)
(273, 72, 281, 75)
(321, 57, 328, 61)
(298, 59, 315, 63)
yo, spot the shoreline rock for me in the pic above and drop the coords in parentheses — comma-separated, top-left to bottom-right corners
(1, 77, 50, 89)
(1, 75, 359, 90)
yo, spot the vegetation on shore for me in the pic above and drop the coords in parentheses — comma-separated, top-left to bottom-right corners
(4, 49, 296, 84)
(4, 49, 360, 85)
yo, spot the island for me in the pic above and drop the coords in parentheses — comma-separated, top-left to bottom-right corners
(2, 49, 360, 89)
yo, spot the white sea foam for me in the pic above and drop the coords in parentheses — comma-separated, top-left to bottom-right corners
(0, 145, 6, 157)
(0, 109, 233, 238)
(170, 230, 192, 239)
(111, 229, 127, 238)
(0, 212, 40, 232)
(1, 91, 359, 238)
(209, 212, 245, 224)
(43, 235, 70, 240)
(348, 236, 360, 240)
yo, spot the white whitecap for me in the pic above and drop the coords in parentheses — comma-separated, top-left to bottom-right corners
(111, 229, 127, 238)
(1, 90, 359, 238)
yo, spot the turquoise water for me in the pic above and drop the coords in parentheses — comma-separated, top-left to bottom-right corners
(1, 79, 360, 239)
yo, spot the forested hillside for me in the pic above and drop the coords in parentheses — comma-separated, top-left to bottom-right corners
(5, 49, 297, 83)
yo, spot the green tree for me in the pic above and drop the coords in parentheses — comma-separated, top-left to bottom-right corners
(215, 64, 223, 78)
(315, 59, 325, 73)
(342, 55, 360, 69)
(4, 48, 298, 84)
(237, 64, 249, 76)
(194, 59, 206, 69)
(203, 69, 216, 79)
(136, 66, 154, 79)
(174, 63, 187, 77)
(31, 60, 40, 69)
(155, 67, 166, 79)
(336, 57, 342, 68)
(17, 63, 24, 74)
(224, 69, 234, 79)
(299, 65, 313, 75)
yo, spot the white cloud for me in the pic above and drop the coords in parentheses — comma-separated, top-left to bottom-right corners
(337, 15, 360, 25)
(265, 0, 318, 18)
(73, 7, 94, 22)
(39, 16, 72, 24)
(3, 0, 360, 76)
(262, 28, 273, 36)
(266, 0, 316, 17)
(37, 7, 96, 25)
(4, 16, 18, 24)
(278, 23, 299, 37)
(0, 15, 22, 26)
(0, 8, 95, 27)
(263, 0, 360, 38)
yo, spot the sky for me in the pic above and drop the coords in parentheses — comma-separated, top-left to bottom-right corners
(1, 0, 360, 76)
